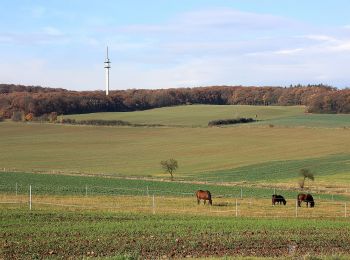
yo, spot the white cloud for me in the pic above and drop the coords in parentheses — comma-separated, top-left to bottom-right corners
(273, 48, 304, 55)
(42, 26, 64, 36)
(303, 34, 338, 42)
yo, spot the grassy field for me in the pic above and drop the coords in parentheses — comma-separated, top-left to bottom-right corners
(0, 120, 349, 183)
(1, 171, 349, 259)
(1, 172, 346, 201)
(2, 208, 350, 259)
(66, 105, 305, 127)
(67, 105, 350, 128)
(1, 105, 350, 260)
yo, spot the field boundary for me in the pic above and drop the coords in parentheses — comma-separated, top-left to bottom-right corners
(1, 184, 349, 218)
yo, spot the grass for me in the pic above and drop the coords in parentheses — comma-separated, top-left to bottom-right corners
(67, 105, 350, 128)
(196, 153, 350, 183)
(66, 105, 305, 127)
(259, 113, 350, 128)
(0, 121, 349, 180)
(2, 208, 350, 259)
(2, 105, 350, 259)
(0, 172, 346, 201)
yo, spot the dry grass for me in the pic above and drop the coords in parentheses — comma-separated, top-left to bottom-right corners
(1, 194, 347, 219)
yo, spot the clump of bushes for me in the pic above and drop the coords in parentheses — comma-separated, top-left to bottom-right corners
(208, 117, 256, 126)
(60, 118, 165, 127)
(61, 119, 132, 126)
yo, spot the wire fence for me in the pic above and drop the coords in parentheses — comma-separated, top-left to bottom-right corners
(2, 167, 350, 195)
(0, 184, 349, 218)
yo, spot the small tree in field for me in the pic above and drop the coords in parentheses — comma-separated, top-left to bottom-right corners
(160, 159, 178, 180)
(298, 168, 314, 189)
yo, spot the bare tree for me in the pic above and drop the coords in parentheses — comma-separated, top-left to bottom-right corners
(298, 168, 314, 189)
(160, 159, 178, 180)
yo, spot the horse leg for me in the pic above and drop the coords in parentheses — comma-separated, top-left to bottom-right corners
(204, 200, 206, 205)
(298, 200, 301, 207)
(197, 199, 200, 205)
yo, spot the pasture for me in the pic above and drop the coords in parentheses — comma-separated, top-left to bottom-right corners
(66, 105, 350, 128)
(1, 171, 350, 259)
(67, 105, 305, 127)
(2, 205, 350, 259)
(0, 116, 349, 189)
(1, 105, 350, 259)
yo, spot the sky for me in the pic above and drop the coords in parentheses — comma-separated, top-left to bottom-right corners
(1, 0, 350, 90)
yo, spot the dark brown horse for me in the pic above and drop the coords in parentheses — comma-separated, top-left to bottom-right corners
(195, 190, 212, 205)
(272, 195, 287, 205)
(297, 193, 315, 208)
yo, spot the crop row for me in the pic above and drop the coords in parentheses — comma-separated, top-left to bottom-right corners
(2, 208, 350, 259)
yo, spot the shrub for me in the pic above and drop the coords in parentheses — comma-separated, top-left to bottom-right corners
(61, 118, 77, 124)
(11, 111, 24, 122)
(25, 113, 34, 121)
(49, 112, 58, 122)
(208, 117, 255, 126)
(35, 113, 49, 122)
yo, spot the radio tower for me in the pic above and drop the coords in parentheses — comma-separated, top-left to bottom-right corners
(104, 46, 111, 96)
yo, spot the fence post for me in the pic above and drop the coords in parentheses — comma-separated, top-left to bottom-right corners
(146, 186, 149, 197)
(16, 183, 18, 196)
(85, 185, 87, 197)
(29, 185, 32, 210)
(235, 199, 238, 217)
(273, 188, 276, 195)
(295, 199, 298, 218)
(240, 188, 243, 199)
(345, 202, 347, 218)
(152, 195, 155, 215)
(182, 194, 185, 211)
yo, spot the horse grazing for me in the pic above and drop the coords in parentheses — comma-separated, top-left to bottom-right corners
(297, 193, 315, 208)
(195, 190, 212, 205)
(272, 194, 287, 205)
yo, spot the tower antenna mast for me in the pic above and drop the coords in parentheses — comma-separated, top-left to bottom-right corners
(104, 46, 111, 95)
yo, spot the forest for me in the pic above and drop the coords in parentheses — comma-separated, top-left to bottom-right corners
(0, 83, 349, 118)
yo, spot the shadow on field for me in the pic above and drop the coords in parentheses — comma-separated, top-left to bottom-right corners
(213, 202, 230, 207)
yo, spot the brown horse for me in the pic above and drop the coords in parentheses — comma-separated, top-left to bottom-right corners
(272, 194, 287, 205)
(297, 193, 315, 208)
(195, 190, 212, 205)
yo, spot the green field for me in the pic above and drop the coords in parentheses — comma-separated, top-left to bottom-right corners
(67, 105, 306, 127)
(1, 172, 345, 201)
(2, 209, 350, 259)
(2, 104, 350, 259)
(67, 105, 350, 128)
(0, 105, 350, 187)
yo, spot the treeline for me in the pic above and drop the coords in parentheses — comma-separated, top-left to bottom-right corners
(0, 83, 349, 118)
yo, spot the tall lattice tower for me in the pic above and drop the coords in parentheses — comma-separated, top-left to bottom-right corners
(104, 46, 111, 95)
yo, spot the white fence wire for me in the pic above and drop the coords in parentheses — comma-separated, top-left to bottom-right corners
(0, 184, 349, 218)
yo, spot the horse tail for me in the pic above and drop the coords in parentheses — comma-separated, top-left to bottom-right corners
(207, 190, 212, 199)
(207, 190, 213, 205)
(308, 194, 315, 207)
